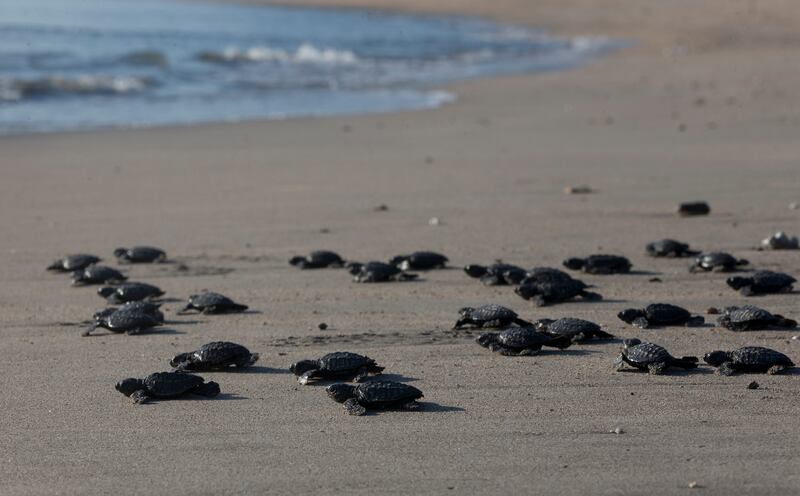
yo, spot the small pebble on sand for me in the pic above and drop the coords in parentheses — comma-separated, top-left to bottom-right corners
(611, 427, 624, 434)
(564, 185, 594, 195)
(429, 217, 441, 226)
(706, 307, 720, 315)
(373, 204, 389, 212)
(318, 323, 328, 330)
(747, 382, 759, 390)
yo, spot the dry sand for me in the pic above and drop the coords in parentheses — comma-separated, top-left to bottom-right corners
(2, 1, 799, 494)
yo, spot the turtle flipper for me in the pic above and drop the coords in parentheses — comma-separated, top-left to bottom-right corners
(513, 317, 533, 327)
(685, 316, 705, 327)
(579, 290, 603, 301)
(632, 317, 650, 329)
(767, 365, 788, 375)
(298, 369, 319, 385)
(647, 362, 667, 375)
(613, 354, 626, 370)
(81, 324, 98, 337)
(131, 390, 150, 404)
(240, 352, 259, 367)
(517, 347, 542, 356)
(739, 286, 755, 297)
(670, 357, 698, 369)
(453, 317, 474, 330)
(773, 316, 797, 329)
(343, 398, 367, 416)
(194, 381, 220, 397)
(718, 362, 736, 376)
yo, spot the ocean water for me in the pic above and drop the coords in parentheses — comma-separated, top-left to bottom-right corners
(0, 0, 621, 134)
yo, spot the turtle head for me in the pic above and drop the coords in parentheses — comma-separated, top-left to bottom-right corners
(735, 258, 750, 266)
(170, 352, 193, 369)
(388, 255, 406, 267)
(326, 383, 356, 403)
(115, 378, 145, 396)
(726, 276, 750, 290)
(288, 256, 306, 267)
(345, 262, 363, 275)
(97, 286, 116, 298)
(703, 351, 730, 367)
(622, 338, 642, 348)
(463, 265, 487, 278)
(113, 248, 128, 258)
(289, 359, 318, 376)
(562, 258, 585, 270)
(617, 309, 645, 324)
(533, 319, 554, 331)
(457, 307, 474, 317)
(475, 332, 499, 348)
(514, 284, 538, 299)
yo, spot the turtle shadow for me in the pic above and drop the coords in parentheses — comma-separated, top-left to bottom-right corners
(628, 270, 662, 276)
(418, 402, 465, 413)
(164, 319, 206, 326)
(538, 348, 601, 356)
(154, 297, 185, 303)
(371, 373, 418, 383)
(779, 368, 800, 377)
(84, 328, 185, 337)
(172, 392, 248, 402)
(233, 366, 291, 375)
(615, 367, 712, 376)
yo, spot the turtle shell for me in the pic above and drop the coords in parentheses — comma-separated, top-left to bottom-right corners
(103, 309, 161, 332)
(723, 305, 776, 323)
(107, 282, 163, 302)
(730, 347, 794, 367)
(464, 304, 518, 323)
(144, 372, 205, 397)
(586, 254, 631, 272)
(354, 381, 423, 407)
(496, 327, 553, 349)
(542, 318, 602, 337)
(189, 292, 235, 307)
(318, 352, 374, 373)
(309, 250, 344, 266)
(73, 265, 126, 284)
(624, 342, 672, 365)
(646, 239, 689, 257)
(118, 246, 166, 263)
(751, 271, 796, 291)
(50, 254, 101, 271)
(522, 267, 573, 284)
(193, 341, 252, 366)
(393, 251, 448, 270)
(644, 303, 691, 325)
(696, 252, 736, 269)
(517, 279, 586, 301)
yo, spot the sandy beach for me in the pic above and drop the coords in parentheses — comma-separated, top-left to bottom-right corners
(2, 1, 799, 494)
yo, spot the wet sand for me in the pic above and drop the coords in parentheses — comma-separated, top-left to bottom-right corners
(1, 0, 799, 494)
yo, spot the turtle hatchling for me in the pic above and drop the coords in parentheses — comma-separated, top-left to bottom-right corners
(618, 303, 704, 328)
(518, 267, 574, 285)
(47, 254, 101, 272)
(563, 254, 632, 274)
(704, 347, 795, 375)
(761, 231, 799, 250)
(347, 261, 418, 283)
(171, 341, 259, 371)
(326, 381, 424, 416)
(389, 251, 448, 270)
(453, 304, 532, 329)
(515, 278, 602, 306)
(717, 305, 797, 331)
(116, 372, 220, 404)
(180, 291, 248, 314)
(114, 246, 167, 263)
(85, 303, 163, 336)
(614, 338, 698, 374)
(289, 250, 345, 269)
(98, 281, 164, 304)
(463, 263, 527, 285)
(71, 265, 127, 286)
(290, 352, 384, 385)
(726, 271, 796, 296)
(646, 239, 699, 257)
(534, 317, 614, 343)
(476, 327, 572, 355)
(690, 252, 749, 272)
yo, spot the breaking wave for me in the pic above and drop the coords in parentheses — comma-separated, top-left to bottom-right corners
(0, 75, 155, 102)
(197, 43, 358, 65)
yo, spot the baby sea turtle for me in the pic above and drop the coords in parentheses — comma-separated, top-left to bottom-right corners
(563, 254, 632, 274)
(289, 250, 345, 269)
(71, 265, 127, 286)
(389, 251, 448, 270)
(47, 254, 101, 272)
(453, 304, 532, 329)
(85, 303, 163, 336)
(646, 239, 699, 257)
(703, 347, 795, 375)
(726, 271, 796, 296)
(614, 338, 698, 374)
(690, 252, 749, 272)
(171, 342, 259, 371)
(618, 303, 704, 328)
(476, 327, 572, 355)
(290, 352, 384, 385)
(114, 246, 167, 263)
(717, 305, 797, 331)
(515, 278, 602, 306)
(347, 261, 417, 283)
(93, 301, 164, 324)
(326, 381, 424, 416)
(116, 372, 220, 404)
(519, 267, 574, 285)
(97, 281, 164, 304)
(534, 317, 614, 343)
(761, 231, 799, 250)
(180, 291, 248, 314)
(463, 263, 526, 286)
